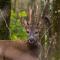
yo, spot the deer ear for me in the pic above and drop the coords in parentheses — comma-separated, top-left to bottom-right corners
(22, 20, 29, 29)
(24, 20, 28, 26)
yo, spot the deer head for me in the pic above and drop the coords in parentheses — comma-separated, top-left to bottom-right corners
(20, 1, 41, 49)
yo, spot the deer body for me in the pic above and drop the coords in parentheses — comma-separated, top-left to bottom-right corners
(0, 40, 40, 60)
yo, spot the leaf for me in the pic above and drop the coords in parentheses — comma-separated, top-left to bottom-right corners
(11, 34, 17, 40)
(19, 11, 27, 17)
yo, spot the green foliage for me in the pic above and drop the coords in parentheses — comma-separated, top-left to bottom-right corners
(19, 10, 27, 17)
(10, 10, 28, 40)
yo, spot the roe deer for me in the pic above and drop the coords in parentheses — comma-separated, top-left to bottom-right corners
(0, 19, 41, 60)
(0, 0, 43, 60)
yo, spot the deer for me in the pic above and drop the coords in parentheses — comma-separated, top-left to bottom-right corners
(0, 14, 42, 60)
(0, 0, 44, 60)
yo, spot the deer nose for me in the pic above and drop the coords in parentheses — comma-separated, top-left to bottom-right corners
(29, 38, 34, 44)
(28, 36, 36, 45)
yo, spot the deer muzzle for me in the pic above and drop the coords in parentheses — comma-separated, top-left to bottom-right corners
(27, 35, 37, 48)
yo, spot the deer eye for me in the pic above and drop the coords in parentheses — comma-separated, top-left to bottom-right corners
(35, 31, 38, 34)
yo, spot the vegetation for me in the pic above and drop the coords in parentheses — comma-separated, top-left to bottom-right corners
(0, 0, 11, 40)
(10, 10, 28, 40)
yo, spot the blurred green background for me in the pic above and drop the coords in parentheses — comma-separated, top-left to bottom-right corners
(10, 10, 28, 40)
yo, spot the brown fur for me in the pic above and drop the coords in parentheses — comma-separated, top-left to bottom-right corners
(0, 40, 40, 60)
